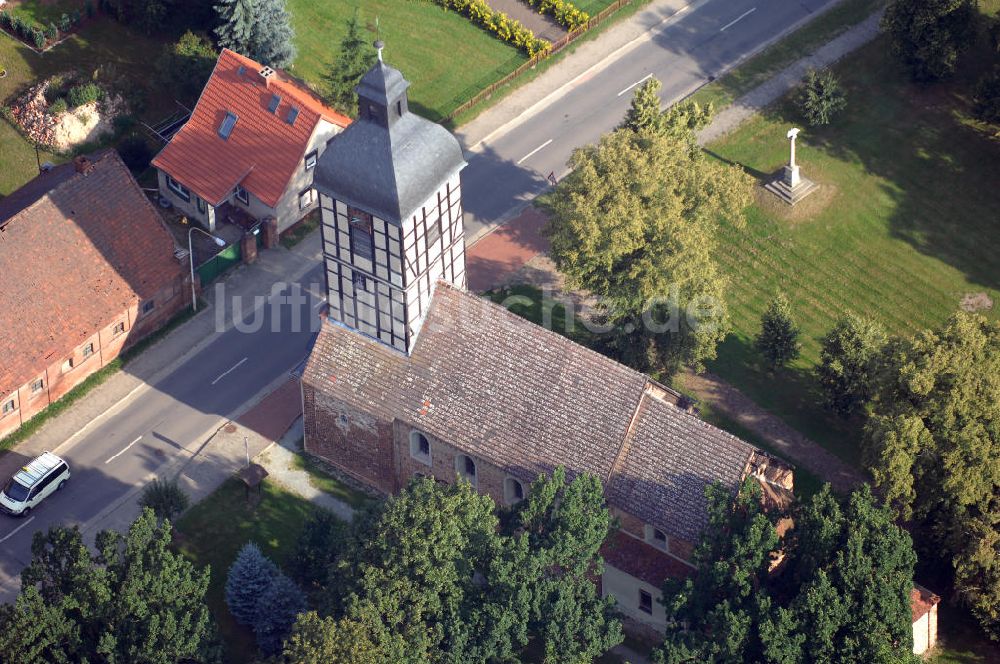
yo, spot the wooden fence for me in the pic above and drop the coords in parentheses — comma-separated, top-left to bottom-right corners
(446, 0, 633, 120)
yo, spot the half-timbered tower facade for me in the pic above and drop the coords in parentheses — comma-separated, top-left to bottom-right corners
(314, 44, 466, 353)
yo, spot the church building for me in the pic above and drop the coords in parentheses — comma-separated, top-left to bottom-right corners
(300, 45, 794, 633)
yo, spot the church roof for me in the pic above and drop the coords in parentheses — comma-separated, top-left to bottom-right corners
(302, 282, 771, 544)
(313, 61, 466, 225)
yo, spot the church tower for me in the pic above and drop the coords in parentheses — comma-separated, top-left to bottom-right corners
(314, 43, 467, 354)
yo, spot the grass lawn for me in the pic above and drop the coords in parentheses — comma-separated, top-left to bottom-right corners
(688, 0, 885, 111)
(290, 440, 377, 510)
(3, 0, 88, 28)
(0, 19, 175, 197)
(574, 0, 622, 17)
(174, 477, 327, 663)
(287, 0, 527, 122)
(704, 30, 1000, 464)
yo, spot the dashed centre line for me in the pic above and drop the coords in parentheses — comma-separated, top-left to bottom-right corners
(720, 7, 756, 32)
(516, 139, 553, 165)
(105, 435, 144, 464)
(617, 73, 653, 97)
(211, 357, 248, 386)
(0, 517, 35, 543)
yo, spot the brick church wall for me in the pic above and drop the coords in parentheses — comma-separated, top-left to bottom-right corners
(302, 385, 397, 494)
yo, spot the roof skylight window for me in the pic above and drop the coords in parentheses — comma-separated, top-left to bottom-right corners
(218, 111, 238, 140)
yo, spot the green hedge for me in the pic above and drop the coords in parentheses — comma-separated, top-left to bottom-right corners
(524, 0, 589, 31)
(422, 0, 551, 57)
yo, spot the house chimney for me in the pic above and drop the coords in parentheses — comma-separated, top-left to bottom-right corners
(259, 66, 275, 87)
(73, 155, 93, 174)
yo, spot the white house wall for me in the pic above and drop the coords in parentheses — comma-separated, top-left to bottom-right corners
(602, 564, 668, 631)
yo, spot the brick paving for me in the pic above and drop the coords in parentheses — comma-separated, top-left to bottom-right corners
(466, 205, 549, 292)
(236, 378, 301, 442)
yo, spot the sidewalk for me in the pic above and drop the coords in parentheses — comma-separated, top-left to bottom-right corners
(0, 231, 323, 483)
(697, 10, 883, 145)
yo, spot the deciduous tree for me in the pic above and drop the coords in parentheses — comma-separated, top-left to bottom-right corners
(621, 77, 713, 148)
(797, 68, 847, 126)
(654, 479, 778, 664)
(865, 313, 1000, 639)
(542, 127, 752, 377)
(816, 313, 887, 416)
(1, 509, 216, 663)
(882, 0, 978, 81)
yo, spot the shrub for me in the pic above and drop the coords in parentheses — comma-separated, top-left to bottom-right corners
(225, 542, 277, 626)
(85, 0, 96, 18)
(59, 12, 72, 32)
(798, 68, 847, 126)
(45, 22, 58, 41)
(252, 572, 307, 656)
(156, 31, 217, 104)
(525, 0, 589, 31)
(973, 66, 1000, 125)
(289, 509, 347, 590)
(31, 28, 45, 49)
(48, 98, 68, 115)
(419, 0, 550, 57)
(0, 11, 11, 31)
(67, 82, 102, 108)
(138, 477, 190, 521)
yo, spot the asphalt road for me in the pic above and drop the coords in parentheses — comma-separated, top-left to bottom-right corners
(0, 264, 327, 597)
(462, 0, 841, 239)
(0, 0, 841, 597)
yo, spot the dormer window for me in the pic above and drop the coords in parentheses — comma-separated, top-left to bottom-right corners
(268, 94, 281, 113)
(218, 111, 238, 140)
(286, 106, 299, 125)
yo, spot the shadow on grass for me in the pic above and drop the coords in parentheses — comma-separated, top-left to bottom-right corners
(707, 333, 865, 466)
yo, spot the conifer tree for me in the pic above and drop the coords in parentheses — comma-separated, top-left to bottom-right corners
(253, 572, 307, 656)
(225, 542, 277, 626)
(250, 0, 296, 68)
(756, 292, 801, 369)
(326, 9, 377, 117)
(214, 0, 255, 54)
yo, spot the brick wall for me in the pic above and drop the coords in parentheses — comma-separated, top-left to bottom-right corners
(302, 387, 398, 494)
(0, 275, 189, 440)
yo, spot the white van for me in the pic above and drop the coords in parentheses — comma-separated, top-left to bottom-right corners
(0, 452, 71, 517)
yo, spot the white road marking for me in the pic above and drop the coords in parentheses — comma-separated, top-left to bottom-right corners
(516, 139, 553, 165)
(211, 357, 248, 386)
(720, 7, 756, 32)
(617, 73, 653, 97)
(0, 517, 36, 544)
(105, 435, 143, 465)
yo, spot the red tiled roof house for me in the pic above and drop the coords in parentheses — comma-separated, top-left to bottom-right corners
(152, 49, 351, 235)
(0, 151, 191, 439)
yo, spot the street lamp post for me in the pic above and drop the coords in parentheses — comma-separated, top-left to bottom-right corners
(188, 226, 226, 312)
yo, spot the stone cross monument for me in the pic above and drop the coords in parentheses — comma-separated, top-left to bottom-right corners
(765, 126, 817, 205)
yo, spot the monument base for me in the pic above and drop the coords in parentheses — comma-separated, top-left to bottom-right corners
(765, 174, 818, 206)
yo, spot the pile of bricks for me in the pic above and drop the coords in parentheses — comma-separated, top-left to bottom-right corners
(9, 80, 58, 147)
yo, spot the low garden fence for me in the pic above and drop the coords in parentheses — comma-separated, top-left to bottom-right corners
(447, 0, 633, 120)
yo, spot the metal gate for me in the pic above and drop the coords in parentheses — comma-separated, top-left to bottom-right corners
(196, 242, 242, 285)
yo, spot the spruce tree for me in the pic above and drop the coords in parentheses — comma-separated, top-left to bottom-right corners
(327, 9, 377, 117)
(756, 292, 801, 370)
(253, 572, 307, 656)
(214, 0, 255, 55)
(225, 542, 277, 626)
(249, 0, 296, 68)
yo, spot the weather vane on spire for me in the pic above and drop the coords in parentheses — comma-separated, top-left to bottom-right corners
(375, 17, 384, 62)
